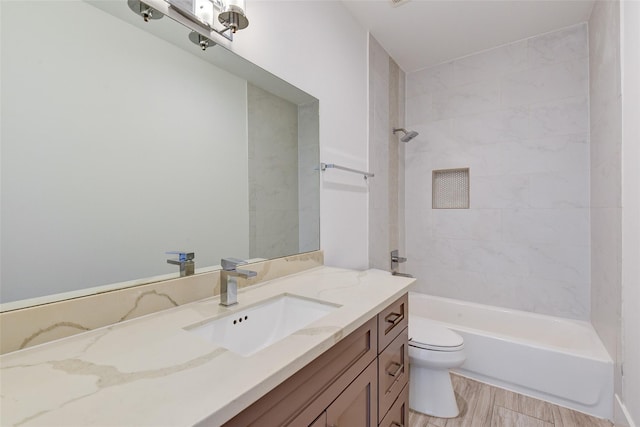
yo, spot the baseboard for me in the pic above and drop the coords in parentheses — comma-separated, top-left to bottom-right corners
(615, 394, 637, 427)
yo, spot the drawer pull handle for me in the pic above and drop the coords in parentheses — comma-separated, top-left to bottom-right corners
(391, 423, 404, 427)
(386, 361, 404, 378)
(385, 361, 405, 394)
(385, 312, 403, 327)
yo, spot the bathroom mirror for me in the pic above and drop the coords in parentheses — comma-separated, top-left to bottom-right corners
(0, 0, 320, 308)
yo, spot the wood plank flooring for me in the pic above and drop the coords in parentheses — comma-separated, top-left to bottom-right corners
(408, 374, 612, 427)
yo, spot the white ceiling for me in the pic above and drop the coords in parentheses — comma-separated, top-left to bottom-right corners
(341, 0, 595, 73)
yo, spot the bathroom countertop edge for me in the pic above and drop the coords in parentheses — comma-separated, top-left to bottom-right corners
(0, 267, 414, 427)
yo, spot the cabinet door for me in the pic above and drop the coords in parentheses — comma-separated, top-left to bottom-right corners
(378, 294, 408, 352)
(379, 384, 408, 427)
(309, 413, 326, 427)
(224, 318, 377, 427)
(378, 328, 408, 422)
(326, 361, 377, 427)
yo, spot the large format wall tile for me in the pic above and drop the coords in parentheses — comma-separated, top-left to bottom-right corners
(453, 40, 528, 87)
(369, 36, 406, 272)
(502, 208, 589, 246)
(589, 0, 622, 365)
(529, 96, 589, 138)
(501, 57, 588, 108)
(528, 24, 589, 67)
(432, 79, 501, 119)
(405, 24, 590, 320)
(452, 107, 530, 145)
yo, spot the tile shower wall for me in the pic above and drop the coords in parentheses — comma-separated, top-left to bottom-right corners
(369, 36, 406, 271)
(248, 84, 299, 259)
(589, 0, 621, 363)
(405, 24, 590, 319)
(589, 0, 625, 411)
(298, 101, 320, 253)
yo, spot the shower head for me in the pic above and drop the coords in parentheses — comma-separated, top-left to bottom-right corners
(393, 128, 419, 143)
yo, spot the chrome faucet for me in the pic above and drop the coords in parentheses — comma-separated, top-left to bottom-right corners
(391, 249, 413, 278)
(390, 249, 406, 271)
(219, 257, 257, 306)
(166, 251, 195, 277)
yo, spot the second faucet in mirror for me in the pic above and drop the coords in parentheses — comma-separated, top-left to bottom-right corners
(166, 251, 195, 277)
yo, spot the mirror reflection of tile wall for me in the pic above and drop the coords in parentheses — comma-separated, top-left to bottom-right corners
(298, 101, 321, 253)
(248, 85, 299, 258)
(247, 84, 320, 259)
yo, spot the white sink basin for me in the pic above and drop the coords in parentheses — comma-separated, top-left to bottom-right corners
(186, 295, 339, 356)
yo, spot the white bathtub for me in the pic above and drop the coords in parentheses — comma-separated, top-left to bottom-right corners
(409, 292, 614, 419)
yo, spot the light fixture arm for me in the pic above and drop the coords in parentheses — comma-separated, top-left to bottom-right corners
(210, 22, 234, 41)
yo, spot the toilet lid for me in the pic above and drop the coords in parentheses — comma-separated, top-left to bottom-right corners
(409, 316, 464, 351)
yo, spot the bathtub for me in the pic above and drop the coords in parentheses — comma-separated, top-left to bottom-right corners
(409, 292, 613, 419)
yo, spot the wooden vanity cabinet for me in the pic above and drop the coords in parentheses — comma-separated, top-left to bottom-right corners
(377, 294, 408, 351)
(378, 329, 408, 423)
(221, 294, 408, 427)
(309, 413, 326, 427)
(379, 384, 409, 427)
(325, 361, 377, 426)
(376, 294, 409, 427)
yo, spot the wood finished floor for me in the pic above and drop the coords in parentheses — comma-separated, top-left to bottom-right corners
(408, 374, 613, 427)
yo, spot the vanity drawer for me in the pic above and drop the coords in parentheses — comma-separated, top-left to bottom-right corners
(379, 384, 408, 427)
(222, 317, 377, 427)
(378, 328, 408, 423)
(378, 294, 408, 352)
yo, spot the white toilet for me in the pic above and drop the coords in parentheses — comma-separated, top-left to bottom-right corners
(408, 316, 466, 418)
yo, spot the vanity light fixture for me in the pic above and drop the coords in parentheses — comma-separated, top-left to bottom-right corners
(127, 0, 164, 22)
(168, 0, 249, 42)
(217, 0, 249, 33)
(128, 0, 249, 41)
(189, 31, 215, 50)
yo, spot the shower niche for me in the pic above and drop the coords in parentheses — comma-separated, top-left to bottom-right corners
(432, 168, 470, 209)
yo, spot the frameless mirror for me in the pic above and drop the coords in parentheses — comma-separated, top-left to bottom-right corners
(0, 0, 320, 308)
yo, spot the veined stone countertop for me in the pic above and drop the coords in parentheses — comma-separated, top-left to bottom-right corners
(0, 266, 414, 426)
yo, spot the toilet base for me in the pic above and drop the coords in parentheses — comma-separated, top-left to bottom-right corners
(409, 366, 460, 418)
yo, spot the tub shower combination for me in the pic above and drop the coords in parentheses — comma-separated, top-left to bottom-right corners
(409, 292, 613, 419)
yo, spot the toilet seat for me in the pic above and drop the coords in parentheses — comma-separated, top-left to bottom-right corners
(409, 317, 464, 352)
(409, 340, 464, 352)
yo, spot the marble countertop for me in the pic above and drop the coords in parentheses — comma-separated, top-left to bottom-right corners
(0, 266, 414, 426)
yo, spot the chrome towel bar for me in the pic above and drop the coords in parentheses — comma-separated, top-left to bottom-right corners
(319, 162, 374, 180)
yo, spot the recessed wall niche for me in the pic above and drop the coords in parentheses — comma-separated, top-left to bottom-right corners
(432, 168, 470, 209)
